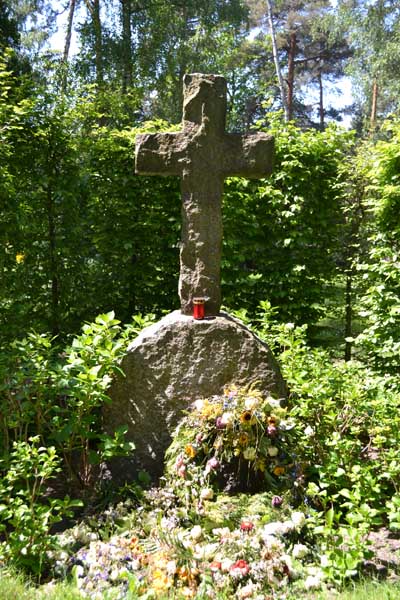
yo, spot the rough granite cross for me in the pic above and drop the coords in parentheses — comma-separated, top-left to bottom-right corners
(135, 73, 274, 316)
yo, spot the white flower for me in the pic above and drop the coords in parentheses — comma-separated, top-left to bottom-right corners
(279, 419, 295, 430)
(190, 525, 203, 541)
(130, 558, 140, 570)
(292, 543, 309, 559)
(237, 581, 259, 598)
(320, 554, 330, 568)
(220, 411, 235, 426)
(304, 574, 323, 590)
(267, 446, 279, 457)
(221, 557, 234, 572)
(304, 425, 314, 436)
(290, 511, 306, 529)
(193, 542, 219, 560)
(263, 534, 284, 553)
(282, 520, 296, 533)
(267, 397, 282, 408)
(213, 527, 231, 541)
(177, 531, 192, 548)
(110, 568, 120, 581)
(194, 399, 204, 411)
(74, 565, 84, 578)
(281, 553, 294, 571)
(245, 396, 259, 410)
(304, 566, 325, 589)
(200, 487, 214, 500)
(249, 536, 261, 551)
(166, 560, 177, 575)
(262, 522, 286, 537)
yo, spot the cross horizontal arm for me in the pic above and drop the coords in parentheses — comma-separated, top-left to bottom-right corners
(222, 132, 275, 178)
(135, 132, 186, 176)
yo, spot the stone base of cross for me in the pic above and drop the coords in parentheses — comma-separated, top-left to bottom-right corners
(135, 73, 274, 316)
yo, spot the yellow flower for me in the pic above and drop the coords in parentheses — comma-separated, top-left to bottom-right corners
(240, 411, 255, 425)
(273, 466, 285, 476)
(16, 253, 25, 264)
(152, 569, 171, 592)
(213, 437, 223, 450)
(238, 432, 249, 446)
(200, 400, 221, 420)
(256, 458, 266, 472)
(185, 444, 197, 459)
(243, 446, 257, 461)
(178, 566, 191, 581)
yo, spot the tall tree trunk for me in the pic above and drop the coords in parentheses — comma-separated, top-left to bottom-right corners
(318, 68, 325, 131)
(46, 185, 60, 337)
(63, 0, 76, 63)
(344, 273, 352, 361)
(93, 0, 103, 87)
(121, 0, 132, 93)
(286, 31, 296, 121)
(61, 0, 76, 92)
(370, 78, 378, 128)
(266, 0, 289, 121)
(85, 0, 103, 87)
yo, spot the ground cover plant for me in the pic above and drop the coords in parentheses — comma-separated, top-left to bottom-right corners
(1, 307, 400, 597)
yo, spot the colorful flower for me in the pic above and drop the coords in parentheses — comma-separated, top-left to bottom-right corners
(271, 495, 283, 508)
(238, 432, 249, 446)
(151, 568, 171, 592)
(205, 457, 220, 473)
(177, 465, 186, 478)
(240, 520, 254, 532)
(273, 466, 285, 476)
(240, 411, 255, 425)
(215, 416, 226, 429)
(209, 560, 222, 572)
(185, 444, 197, 459)
(230, 559, 250, 578)
(256, 458, 266, 472)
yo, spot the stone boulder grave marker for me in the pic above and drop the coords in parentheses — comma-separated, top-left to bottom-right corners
(105, 73, 286, 479)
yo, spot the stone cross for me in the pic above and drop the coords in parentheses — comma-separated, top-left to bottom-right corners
(135, 73, 274, 316)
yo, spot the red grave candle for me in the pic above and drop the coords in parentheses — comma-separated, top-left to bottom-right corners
(193, 297, 205, 319)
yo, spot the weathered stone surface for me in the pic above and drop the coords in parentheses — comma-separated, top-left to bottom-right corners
(105, 311, 287, 480)
(135, 73, 274, 316)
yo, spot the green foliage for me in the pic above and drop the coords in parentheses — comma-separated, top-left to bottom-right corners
(223, 118, 354, 324)
(355, 119, 400, 372)
(0, 436, 81, 575)
(0, 311, 154, 488)
(252, 305, 400, 526)
(0, 73, 180, 341)
(0, 309, 155, 576)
